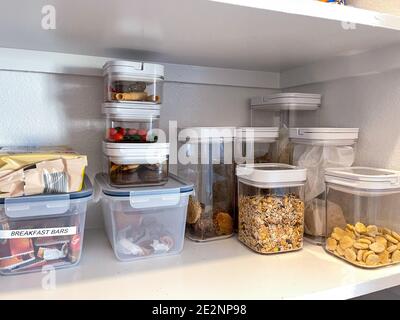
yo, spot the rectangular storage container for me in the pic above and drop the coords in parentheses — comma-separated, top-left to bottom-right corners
(103, 60, 164, 104)
(95, 173, 193, 261)
(102, 103, 160, 143)
(236, 164, 306, 254)
(103, 142, 169, 187)
(0, 176, 92, 275)
(325, 167, 400, 268)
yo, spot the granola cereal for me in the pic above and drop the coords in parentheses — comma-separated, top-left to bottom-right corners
(238, 194, 304, 254)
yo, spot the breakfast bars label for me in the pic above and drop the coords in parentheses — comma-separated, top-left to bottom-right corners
(0, 227, 77, 239)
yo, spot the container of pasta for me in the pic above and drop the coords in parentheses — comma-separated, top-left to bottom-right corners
(103, 60, 164, 104)
(102, 103, 160, 143)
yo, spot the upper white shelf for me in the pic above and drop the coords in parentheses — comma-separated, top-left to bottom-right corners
(1, 0, 400, 75)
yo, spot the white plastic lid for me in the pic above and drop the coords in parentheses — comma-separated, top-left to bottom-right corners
(235, 127, 279, 142)
(103, 141, 169, 163)
(103, 60, 164, 80)
(325, 167, 400, 191)
(178, 127, 236, 143)
(290, 128, 359, 145)
(236, 163, 307, 188)
(102, 103, 160, 119)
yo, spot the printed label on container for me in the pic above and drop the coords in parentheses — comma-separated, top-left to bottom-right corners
(0, 227, 77, 239)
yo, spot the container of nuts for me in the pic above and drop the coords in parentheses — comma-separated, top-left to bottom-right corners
(325, 167, 400, 268)
(236, 163, 307, 254)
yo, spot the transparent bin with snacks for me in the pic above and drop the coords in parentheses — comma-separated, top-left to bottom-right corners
(289, 128, 359, 245)
(177, 127, 236, 242)
(0, 176, 92, 275)
(103, 60, 164, 104)
(103, 142, 169, 187)
(95, 173, 193, 261)
(102, 103, 160, 143)
(325, 167, 400, 268)
(236, 164, 306, 254)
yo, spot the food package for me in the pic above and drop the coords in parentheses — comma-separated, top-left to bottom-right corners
(0, 146, 87, 198)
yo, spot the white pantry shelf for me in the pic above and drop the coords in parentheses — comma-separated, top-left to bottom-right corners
(1, 228, 400, 300)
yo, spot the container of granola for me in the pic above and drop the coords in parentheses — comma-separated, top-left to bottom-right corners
(103, 60, 163, 104)
(103, 142, 169, 187)
(236, 163, 306, 254)
(325, 167, 400, 268)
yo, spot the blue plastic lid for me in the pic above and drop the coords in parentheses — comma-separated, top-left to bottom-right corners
(0, 175, 93, 205)
(95, 173, 193, 197)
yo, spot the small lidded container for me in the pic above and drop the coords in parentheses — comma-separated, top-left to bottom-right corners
(325, 167, 400, 268)
(102, 103, 160, 143)
(103, 60, 164, 104)
(289, 127, 359, 244)
(103, 142, 169, 187)
(236, 164, 306, 254)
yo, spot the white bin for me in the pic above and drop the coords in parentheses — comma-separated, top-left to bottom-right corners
(96, 173, 193, 261)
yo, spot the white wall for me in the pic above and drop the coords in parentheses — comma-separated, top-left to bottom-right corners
(287, 69, 400, 170)
(0, 70, 277, 228)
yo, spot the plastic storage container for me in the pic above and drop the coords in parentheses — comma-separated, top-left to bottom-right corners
(96, 173, 193, 261)
(324, 167, 400, 268)
(178, 127, 235, 242)
(102, 103, 160, 143)
(103, 142, 169, 187)
(289, 127, 359, 244)
(103, 60, 164, 104)
(234, 127, 279, 164)
(0, 176, 92, 275)
(236, 164, 306, 254)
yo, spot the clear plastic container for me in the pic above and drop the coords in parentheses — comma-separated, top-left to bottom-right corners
(289, 127, 359, 245)
(177, 127, 235, 242)
(103, 142, 169, 187)
(236, 164, 306, 254)
(325, 167, 400, 269)
(103, 60, 164, 104)
(0, 176, 92, 275)
(95, 173, 193, 261)
(102, 103, 160, 143)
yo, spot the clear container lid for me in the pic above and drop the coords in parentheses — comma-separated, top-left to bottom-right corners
(235, 127, 279, 142)
(250, 93, 321, 110)
(289, 127, 359, 145)
(103, 141, 169, 163)
(102, 103, 160, 120)
(267, 93, 322, 100)
(325, 167, 400, 191)
(236, 163, 307, 188)
(178, 127, 236, 143)
(102, 60, 164, 80)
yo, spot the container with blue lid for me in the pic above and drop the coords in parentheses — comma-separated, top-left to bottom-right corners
(0, 175, 92, 275)
(95, 173, 193, 261)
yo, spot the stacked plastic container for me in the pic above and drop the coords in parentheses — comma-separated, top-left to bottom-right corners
(99, 60, 193, 261)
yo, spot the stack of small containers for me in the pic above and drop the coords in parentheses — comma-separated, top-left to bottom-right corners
(98, 60, 193, 262)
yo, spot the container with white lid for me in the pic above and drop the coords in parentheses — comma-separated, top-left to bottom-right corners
(103, 60, 164, 104)
(102, 103, 160, 143)
(95, 173, 193, 262)
(103, 142, 169, 187)
(324, 167, 400, 268)
(289, 127, 359, 245)
(177, 127, 235, 242)
(251, 93, 321, 111)
(236, 163, 306, 254)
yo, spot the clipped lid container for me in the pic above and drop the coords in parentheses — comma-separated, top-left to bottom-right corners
(102, 103, 160, 119)
(251, 93, 321, 111)
(178, 127, 236, 143)
(236, 163, 307, 188)
(103, 60, 164, 80)
(103, 141, 169, 162)
(235, 127, 279, 142)
(325, 167, 400, 192)
(290, 127, 359, 146)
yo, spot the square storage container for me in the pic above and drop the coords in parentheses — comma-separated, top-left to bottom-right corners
(102, 103, 160, 143)
(95, 173, 193, 261)
(177, 127, 235, 242)
(325, 167, 400, 269)
(236, 164, 306, 254)
(103, 142, 169, 187)
(103, 60, 164, 104)
(0, 175, 92, 275)
(289, 127, 359, 245)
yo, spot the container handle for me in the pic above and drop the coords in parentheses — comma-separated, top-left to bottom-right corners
(4, 194, 71, 219)
(129, 189, 181, 209)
